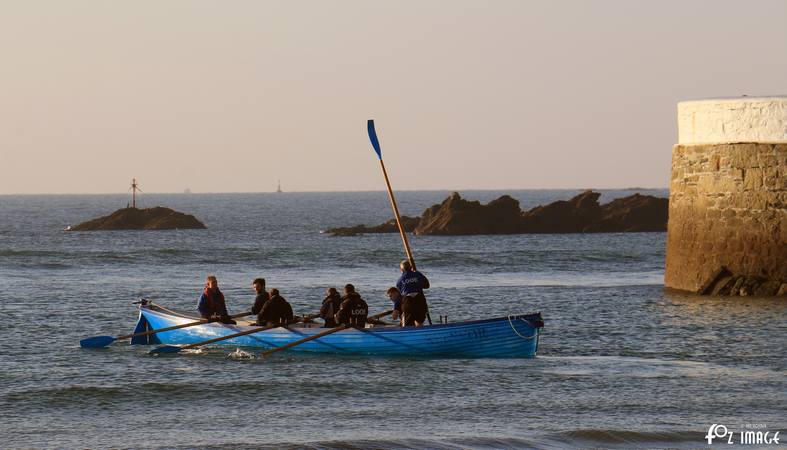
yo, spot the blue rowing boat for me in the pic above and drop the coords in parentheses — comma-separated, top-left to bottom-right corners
(132, 303, 544, 358)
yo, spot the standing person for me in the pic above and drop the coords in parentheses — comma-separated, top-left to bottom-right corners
(396, 260, 430, 326)
(334, 284, 368, 327)
(319, 287, 342, 327)
(250, 278, 269, 323)
(197, 275, 236, 324)
(257, 288, 294, 326)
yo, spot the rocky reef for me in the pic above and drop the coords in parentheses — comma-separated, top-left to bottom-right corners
(326, 190, 668, 236)
(327, 216, 420, 237)
(68, 207, 206, 231)
(415, 193, 524, 235)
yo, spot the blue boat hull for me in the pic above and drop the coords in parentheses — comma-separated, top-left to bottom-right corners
(134, 305, 543, 358)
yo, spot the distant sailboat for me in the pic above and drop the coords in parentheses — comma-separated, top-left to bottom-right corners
(276, 180, 282, 193)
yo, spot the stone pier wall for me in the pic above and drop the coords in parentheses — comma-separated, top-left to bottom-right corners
(664, 143, 787, 293)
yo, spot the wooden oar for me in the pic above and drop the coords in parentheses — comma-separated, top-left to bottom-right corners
(80, 311, 252, 348)
(149, 322, 280, 354)
(259, 309, 393, 358)
(367, 119, 433, 325)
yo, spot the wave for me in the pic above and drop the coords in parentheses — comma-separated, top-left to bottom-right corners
(429, 270, 664, 288)
(3, 379, 382, 407)
(550, 429, 700, 447)
(150, 430, 702, 449)
(0, 249, 69, 257)
(156, 248, 195, 255)
(537, 355, 787, 381)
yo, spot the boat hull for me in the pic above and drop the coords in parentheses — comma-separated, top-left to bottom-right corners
(134, 305, 543, 358)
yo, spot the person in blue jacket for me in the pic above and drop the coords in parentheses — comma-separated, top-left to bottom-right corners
(396, 260, 430, 326)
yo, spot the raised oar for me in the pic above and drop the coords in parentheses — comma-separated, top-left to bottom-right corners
(367, 120, 416, 267)
(259, 309, 393, 358)
(80, 311, 252, 348)
(367, 119, 432, 325)
(149, 322, 280, 354)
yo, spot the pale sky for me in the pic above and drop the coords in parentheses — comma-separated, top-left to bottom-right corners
(1, 0, 786, 194)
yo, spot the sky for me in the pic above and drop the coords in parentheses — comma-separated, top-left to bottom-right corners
(1, 0, 786, 194)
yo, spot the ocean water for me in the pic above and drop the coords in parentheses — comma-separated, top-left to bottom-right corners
(1, 190, 784, 449)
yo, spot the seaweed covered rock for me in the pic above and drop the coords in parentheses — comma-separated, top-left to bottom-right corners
(69, 207, 206, 231)
(698, 266, 787, 297)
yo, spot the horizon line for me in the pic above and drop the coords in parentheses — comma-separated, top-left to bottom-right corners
(0, 186, 669, 196)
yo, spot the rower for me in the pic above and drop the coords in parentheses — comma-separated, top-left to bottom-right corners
(257, 288, 294, 326)
(334, 284, 368, 327)
(197, 275, 237, 324)
(319, 287, 342, 327)
(386, 287, 403, 322)
(396, 260, 429, 326)
(250, 278, 270, 323)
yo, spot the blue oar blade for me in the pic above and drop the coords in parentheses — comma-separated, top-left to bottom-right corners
(367, 119, 382, 160)
(149, 345, 183, 354)
(80, 336, 117, 348)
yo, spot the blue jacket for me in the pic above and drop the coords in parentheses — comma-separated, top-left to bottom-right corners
(396, 270, 430, 297)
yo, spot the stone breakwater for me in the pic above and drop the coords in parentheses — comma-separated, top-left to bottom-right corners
(665, 97, 787, 296)
(665, 143, 787, 294)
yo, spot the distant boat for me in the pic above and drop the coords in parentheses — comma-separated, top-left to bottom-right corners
(276, 180, 282, 193)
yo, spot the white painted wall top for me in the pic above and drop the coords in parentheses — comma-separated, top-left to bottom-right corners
(677, 96, 787, 145)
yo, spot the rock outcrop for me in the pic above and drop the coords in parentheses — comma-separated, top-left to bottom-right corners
(518, 190, 604, 233)
(589, 193, 670, 232)
(69, 207, 206, 231)
(415, 193, 524, 235)
(326, 216, 419, 236)
(326, 191, 668, 236)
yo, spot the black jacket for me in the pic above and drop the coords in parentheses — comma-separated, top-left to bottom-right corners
(251, 291, 270, 316)
(319, 292, 342, 327)
(334, 292, 368, 327)
(258, 294, 294, 325)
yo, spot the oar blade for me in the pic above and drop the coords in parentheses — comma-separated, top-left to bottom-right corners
(149, 345, 183, 354)
(367, 119, 382, 160)
(80, 336, 117, 348)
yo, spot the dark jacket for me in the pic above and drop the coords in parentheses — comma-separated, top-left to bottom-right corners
(334, 292, 368, 327)
(197, 288, 236, 324)
(258, 294, 294, 325)
(251, 291, 270, 315)
(319, 292, 342, 327)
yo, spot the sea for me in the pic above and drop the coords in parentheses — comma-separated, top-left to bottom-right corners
(1, 190, 784, 450)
